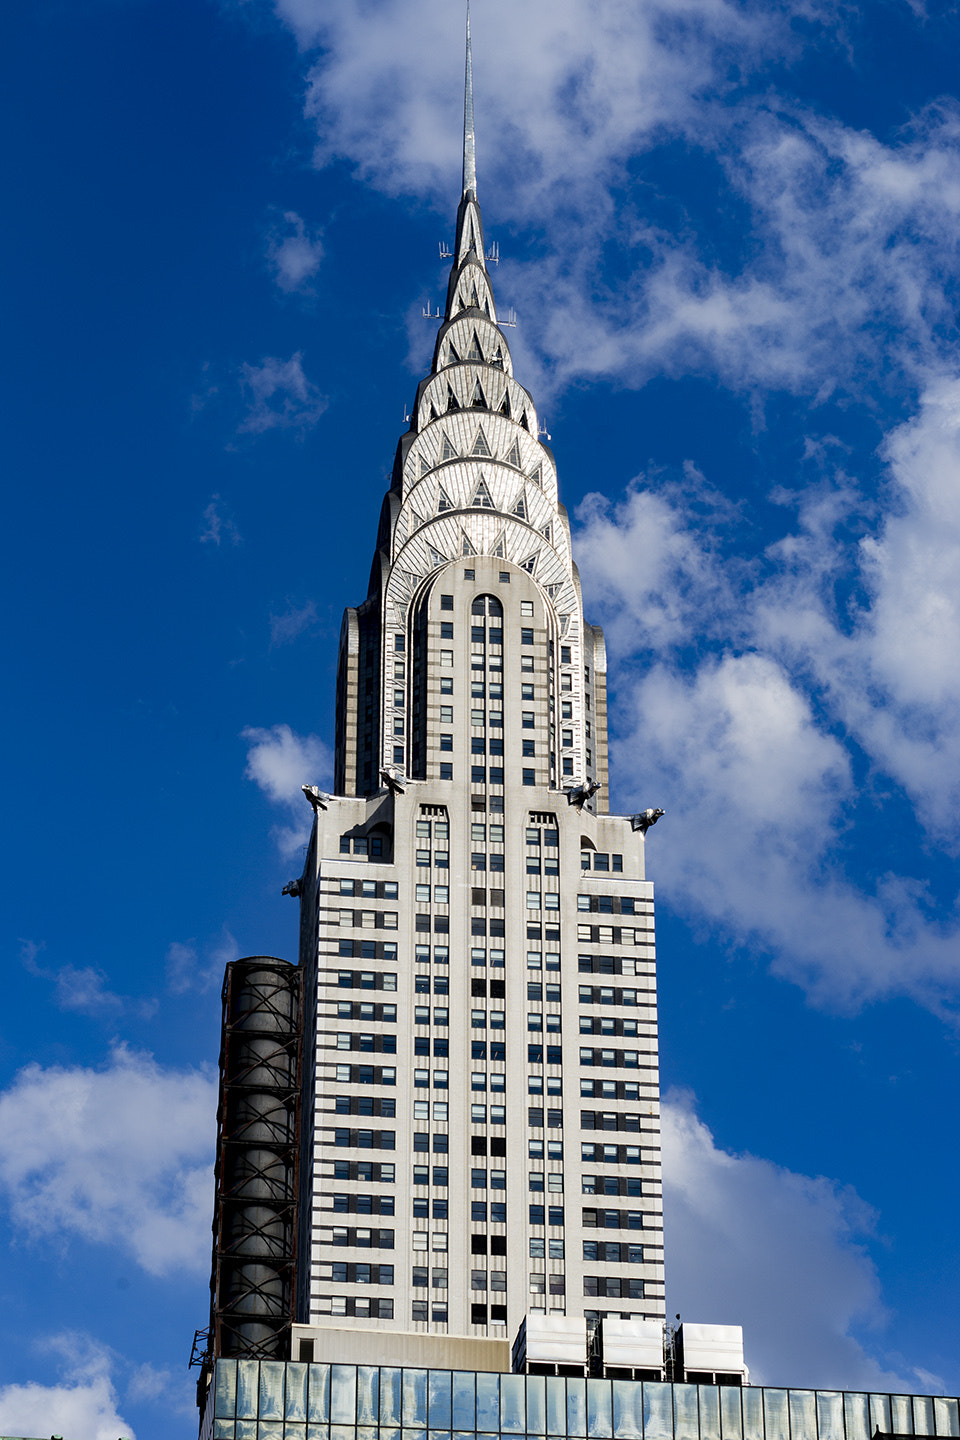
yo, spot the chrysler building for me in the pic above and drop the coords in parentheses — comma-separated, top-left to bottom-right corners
(287, 8, 665, 1359)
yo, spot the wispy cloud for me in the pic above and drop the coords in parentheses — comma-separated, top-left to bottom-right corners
(165, 927, 239, 996)
(238, 351, 327, 434)
(574, 380, 960, 1019)
(267, 209, 324, 293)
(270, 597, 319, 645)
(243, 721, 334, 855)
(0, 1333, 133, 1440)
(0, 1045, 216, 1277)
(20, 939, 155, 1020)
(663, 1091, 925, 1391)
(199, 492, 241, 547)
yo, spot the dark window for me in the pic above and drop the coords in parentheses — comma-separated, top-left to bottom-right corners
(521, 628, 534, 645)
(440, 622, 454, 639)
(523, 740, 536, 757)
(440, 763, 453, 780)
(440, 595, 454, 610)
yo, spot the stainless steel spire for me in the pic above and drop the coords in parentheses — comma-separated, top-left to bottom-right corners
(462, 0, 477, 196)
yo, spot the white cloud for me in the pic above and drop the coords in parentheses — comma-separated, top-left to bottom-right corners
(575, 408, 960, 1018)
(270, 597, 319, 645)
(0, 1334, 134, 1440)
(662, 1091, 922, 1391)
(238, 352, 327, 434)
(253, 2, 960, 406)
(199, 492, 241, 546)
(20, 939, 154, 1019)
(268, 209, 324, 292)
(243, 722, 334, 855)
(0, 1046, 217, 1277)
(166, 927, 239, 995)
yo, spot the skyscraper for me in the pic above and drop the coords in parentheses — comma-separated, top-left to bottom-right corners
(196, 11, 960, 1439)
(288, 7, 664, 1363)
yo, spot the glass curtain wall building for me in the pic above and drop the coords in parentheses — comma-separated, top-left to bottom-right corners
(201, 1362, 960, 1440)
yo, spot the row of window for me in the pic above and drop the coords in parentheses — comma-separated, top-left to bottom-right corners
(579, 1017, 647, 1037)
(323, 1262, 393, 1283)
(338, 879, 398, 898)
(334, 1096, 395, 1117)
(333, 1033, 396, 1053)
(335, 968, 397, 989)
(335, 909, 398, 929)
(333, 1064, 396, 1085)
(585, 1277, 647, 1298)
(336, 941, 398, 960)
(329, 1193, 393, 1214)
(339, 834, 386, 856)
(580, 1143, 657, 1165)
(578, 924, 656, 945)
(337, 1002, 396, 1021)
(316, 1297, 394, 1318)
(579, 1047, 658, 1069)
(582, 1241, 645, 1263)
(529, 1275, 566, 1294)
(431, 765, 541, 785)
(580, 852, 623, 871)
(579, 955, 651, 976)
(577, 895, 651, 915)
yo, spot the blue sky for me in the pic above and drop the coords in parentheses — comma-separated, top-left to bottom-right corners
(2, 0, 960, 1435)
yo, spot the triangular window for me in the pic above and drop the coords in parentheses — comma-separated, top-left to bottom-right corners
(512, 494, 527, 520)
(546, 583, 561, 599)
(467, 332, 483, 363)
(541, 524, 551, 541)
(471, 282, 480, 307)
(472, 380, 487, 409)
(429, 547, 446, 568)
(412, 510, 424, 530)
(520, 553, 538, 575)
(529, 463, 542, 485)
(429, 403, 439, 421)
(484, 299, 491, 317)
(519, 410, 529, 431)
(472, 478, 495, 509)
(492, 533, 505, 558)
(493, 346, 504, 368)
(437, 487, 454, 513)
(440, 432, 457, 461)
(505, 440, 521, 468)
(472, 426, 492, 457)
(446, 385, 460, 412)
(447, 342, 461, 365)
(560, 614, 570, 636)
(461, 531, 476, 556)
(499, 393, 511, 418)
(420, 455, 431, 476)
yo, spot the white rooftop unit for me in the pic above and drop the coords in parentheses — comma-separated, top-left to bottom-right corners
(602, 1318, 664, 1374)
(677, 1324, 748, 1382)
(512, 1314, 588, 1372)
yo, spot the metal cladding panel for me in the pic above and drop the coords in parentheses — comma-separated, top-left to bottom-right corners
(678, 1323, 745, 1372)
(603, 1317, 664, 1368)
(523, 1313, 588, 1363)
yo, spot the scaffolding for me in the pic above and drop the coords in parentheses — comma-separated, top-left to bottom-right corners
(209, 956, 302, 1363)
